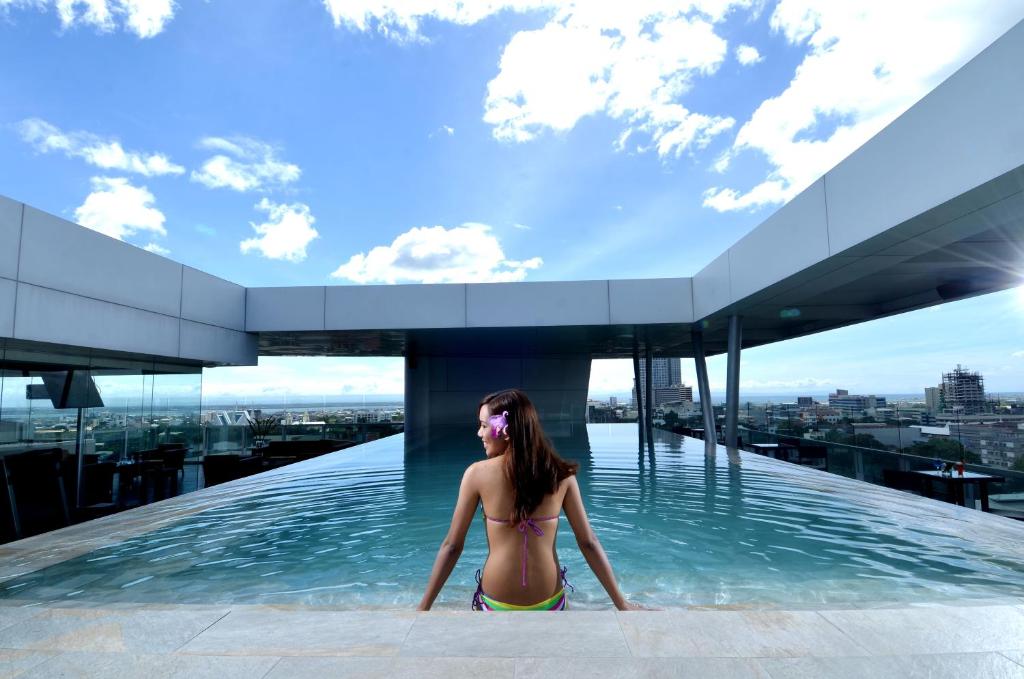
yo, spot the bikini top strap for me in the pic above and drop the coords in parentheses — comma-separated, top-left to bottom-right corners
(481, 512, 561, 587)
(483, 513, 559, 523)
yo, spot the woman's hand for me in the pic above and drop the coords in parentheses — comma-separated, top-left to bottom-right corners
(617, 600, 657, 611)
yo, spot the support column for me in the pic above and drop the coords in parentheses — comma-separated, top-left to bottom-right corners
(404, 353, 592, 453)
(692, 329, 717, 450)
(632, 336, 645, 453)
(725, 315, 742, 448)
(644, 341, 654, 455)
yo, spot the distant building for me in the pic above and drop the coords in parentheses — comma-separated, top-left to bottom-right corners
(609, 396, 618, 407)
(797, 396, 814, 406)
(654, 384, 693, 407)
(941, 365, 986, 415)
(953, 422, 1021, 467)
(634, 357, 682, 406)
(924, 386, 941, 415)
(204, 410, 252, 427)
(828, 389, 886, 417)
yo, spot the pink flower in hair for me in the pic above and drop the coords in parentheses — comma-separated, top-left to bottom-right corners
(488, 410, 509, 439)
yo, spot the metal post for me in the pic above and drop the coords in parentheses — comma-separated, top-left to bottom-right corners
(632, 337, 645, 453)
(692, 329, 717, 450)
(75, 407, 85, 509)
(644, 342, 654, 455)
(895, 404, 903, 455)
(725, 315, 742, 448)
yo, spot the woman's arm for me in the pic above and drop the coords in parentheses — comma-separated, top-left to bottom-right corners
(562, 475, 640, 611)
(417, 463, 480, 611)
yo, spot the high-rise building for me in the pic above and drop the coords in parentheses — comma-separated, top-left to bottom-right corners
(924, 386, 941, 415)
(609, 396, 618, 407)
(636, 357, 682, 403)
(797, 396, 813, 406)
(941, 365, 986, 415)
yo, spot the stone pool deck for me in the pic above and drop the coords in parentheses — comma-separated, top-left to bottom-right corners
(0, 600, 1023, 677)
(1, 458, 1023, 677)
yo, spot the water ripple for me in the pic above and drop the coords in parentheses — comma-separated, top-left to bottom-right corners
(1, 426, 1023, 608)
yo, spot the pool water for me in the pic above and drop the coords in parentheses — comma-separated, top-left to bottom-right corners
(3, 425, 1024, 609)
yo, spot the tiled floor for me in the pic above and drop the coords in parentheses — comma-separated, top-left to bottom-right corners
(0, 602, 1021, 678)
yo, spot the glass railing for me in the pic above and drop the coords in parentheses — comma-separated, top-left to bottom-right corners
(201, 422, 403, 454)
(735, 426, 1024, 516)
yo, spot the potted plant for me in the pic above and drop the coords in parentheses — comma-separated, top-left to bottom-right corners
(247, 415, 279, 454)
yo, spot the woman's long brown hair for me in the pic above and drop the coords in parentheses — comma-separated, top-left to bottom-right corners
(480, 389, 579, 523)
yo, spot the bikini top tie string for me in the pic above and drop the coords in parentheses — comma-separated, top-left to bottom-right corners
(483, 511, 559, 588)
(516, 518, 545, 588)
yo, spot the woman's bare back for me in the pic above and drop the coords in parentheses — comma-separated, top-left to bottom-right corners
(475, 456, 570, 605)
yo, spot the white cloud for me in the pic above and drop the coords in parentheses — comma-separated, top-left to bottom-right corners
(17, 118, 184, 176)
(739, 377, 836, 390)
(0, 0, 47, 13)
(191, 136, 301, 192)
(1011, 351, 1024, 359)
(1, 0, 176, 37)
(704, 1, 1024, 212)
(484, 5, 741, 157)
(702, 179, 786, 211)
(117, 0, 174, 38)
(325, 1, 745, 158)
(239, 198, 319, 262)
(320, 0, 554, 43)
(142, 242, 170, 256)
(330, 223, 542, 284)
(735, 43, 762, 65)
(74, 176, 167, 241)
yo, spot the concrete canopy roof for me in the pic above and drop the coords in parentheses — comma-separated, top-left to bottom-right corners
(256, 18, 1024, 360)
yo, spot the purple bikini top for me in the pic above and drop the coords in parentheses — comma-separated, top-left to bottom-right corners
(484, 512, 560, 587)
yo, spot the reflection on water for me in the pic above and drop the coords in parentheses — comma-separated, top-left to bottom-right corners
(1, 425, 1023, 609)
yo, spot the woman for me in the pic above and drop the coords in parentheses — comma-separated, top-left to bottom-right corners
(417, 388, 638, 611)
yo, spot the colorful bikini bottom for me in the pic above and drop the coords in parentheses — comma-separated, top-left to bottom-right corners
(471, 566, 574, 611)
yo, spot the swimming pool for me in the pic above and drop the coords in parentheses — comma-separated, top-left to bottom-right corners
(3, 425, 1024, 609)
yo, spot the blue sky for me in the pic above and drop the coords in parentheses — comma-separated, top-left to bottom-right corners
(2, 1, 1024, 401)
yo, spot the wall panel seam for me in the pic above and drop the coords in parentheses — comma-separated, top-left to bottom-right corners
(11, 203, 25, 336)
(822, 175, 833, 257)
(12, 285, 248, 335)
(181, 317, 252, 333)
(726, 249, 733, 306)
(690, 275, 697, 323)
(177, 265, 184, 358)
(13, 281, 213, 327)
(606, 280, 611, 325)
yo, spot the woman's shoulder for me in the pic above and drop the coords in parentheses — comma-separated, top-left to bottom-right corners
(466, 456, 502, 477)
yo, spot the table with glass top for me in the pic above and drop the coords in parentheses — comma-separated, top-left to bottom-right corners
(907, 469, 1006, 511)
